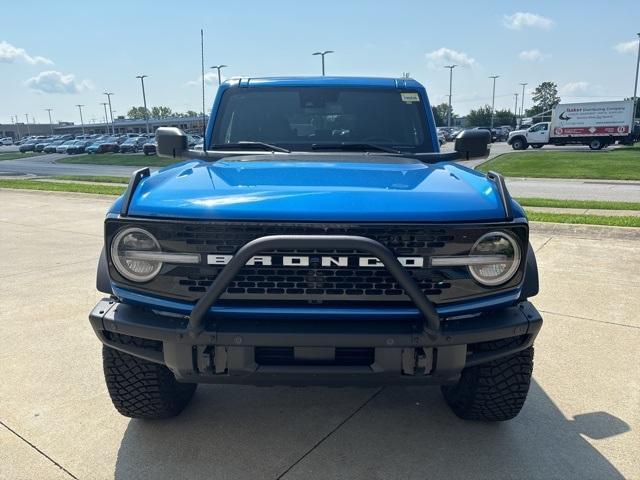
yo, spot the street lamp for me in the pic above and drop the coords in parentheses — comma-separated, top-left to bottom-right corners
(136, 75, 151, 134)
(12, 115, 21, 140)
(312, 50, 334, 76)
(489, 75, 499, 128)
(76, 105, 85, 135)
(100, 103, 110, 134)
(103, 92, 115, 134)
(45, 108, 54, 135)
(513, 93, 519, 126)
(633, 33, 640, 120)
(210, 65, 228, 86)
(519, 83, 527, 122)
(444, 65, 457, 127)
(24, 114, 31, 135)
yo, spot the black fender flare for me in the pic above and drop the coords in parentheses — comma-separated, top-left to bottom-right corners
(519, 243, 539, 301)
(96, 247, 113, 294)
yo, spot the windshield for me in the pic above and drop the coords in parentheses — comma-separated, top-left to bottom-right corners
(211, 87, 434, 153)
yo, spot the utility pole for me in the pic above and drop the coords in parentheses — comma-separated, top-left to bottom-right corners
(519, 83, 527, 121)
(633, 33, 640, 120)
(312, 50, 334, 76)
(24, 114, 31, 135)
(45, 108, 54, 134)
(210, 65, 228, 85)
(136, 75, 151, 135)
(100, 103, 110, 134)
(489, 75, 499, 128)
(444, 65, 457, 128)
(13, 115, 21, 140)
(76, 105, 85, 135)
(103, 92, 115, 134)
(513, 93, 519, 127)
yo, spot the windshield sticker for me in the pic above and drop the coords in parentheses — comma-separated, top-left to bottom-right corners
(401, 92, 420, 103)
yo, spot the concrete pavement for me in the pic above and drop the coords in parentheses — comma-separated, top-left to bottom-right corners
(1, 189, 638, 479)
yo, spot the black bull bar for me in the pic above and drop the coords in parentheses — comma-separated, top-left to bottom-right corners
(187, 235, 441, 338)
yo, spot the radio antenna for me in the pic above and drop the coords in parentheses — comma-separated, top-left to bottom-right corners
(200, 29, 207, 149)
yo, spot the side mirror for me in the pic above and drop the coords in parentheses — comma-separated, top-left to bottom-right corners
(156, 127, 188, 159)
(454, 129, 490, 160)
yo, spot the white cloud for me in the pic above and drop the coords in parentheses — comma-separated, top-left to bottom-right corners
(24, 71, 92, 94)
(425, 47, 476, 68)
(0, 40, 53, 65)
(518, 49, 549, 61)
(503, 12, 554, 30)
(614, 39, 639, 54)
(560, 81, 590, 95)
(187, 72, 228, 86)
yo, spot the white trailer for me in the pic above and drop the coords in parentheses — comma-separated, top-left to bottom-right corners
(508, 100, 636, 150)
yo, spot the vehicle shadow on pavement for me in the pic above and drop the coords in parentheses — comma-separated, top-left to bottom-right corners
(114, 380, 629, 479)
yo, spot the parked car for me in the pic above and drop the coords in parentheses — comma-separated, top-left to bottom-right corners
(66, 140, 93, 155)
(43, 140, 66, 153)
(56, 140, 79, 154)
(142, 141, 157, 155)
(1, 137, 14, 145)
(118, 136, 147, 153)
(35, 138, 56, 152)
(437, 131, 446, 146)
(473, 127, 498, 143)
(18, 140, 39, 152)
(86, 137, 120, 154)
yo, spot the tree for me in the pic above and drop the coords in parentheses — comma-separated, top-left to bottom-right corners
(431, 102, 455, 127)
(526, 81, 560, 117)
(150, 106, 174, 118)
(493, 109, 515, 127)
(431, 106, 444, 126)
(127, 106, 149, 120)
(466, 105, 493, 127)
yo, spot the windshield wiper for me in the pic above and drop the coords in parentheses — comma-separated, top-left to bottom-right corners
(208, 141, 290, 153)
(311, 143, 402, 154)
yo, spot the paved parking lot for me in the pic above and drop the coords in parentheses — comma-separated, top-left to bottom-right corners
(1, 189, 638, 480)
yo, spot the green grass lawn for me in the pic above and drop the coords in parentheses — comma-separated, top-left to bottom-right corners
(0, 179, 125, 195)
(52, 175, 129, 184)
(515, 197, 640, 211)
(0, 152, 49, 161)
(57, 153, 174, 167)
(526, 211, 640, 228)
(477, 146, 640, 180)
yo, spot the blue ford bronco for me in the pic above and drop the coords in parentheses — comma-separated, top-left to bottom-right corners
(90, 76, 542, 421)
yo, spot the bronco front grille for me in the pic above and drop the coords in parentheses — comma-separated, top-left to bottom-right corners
(106, 220, 528, 305)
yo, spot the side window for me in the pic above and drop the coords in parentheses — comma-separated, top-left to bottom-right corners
(541, 123, 548, 131)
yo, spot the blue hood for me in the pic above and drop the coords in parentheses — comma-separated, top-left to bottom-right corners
(123, 155, 508, 222)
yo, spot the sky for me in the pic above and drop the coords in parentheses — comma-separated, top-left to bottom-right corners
(1, 0, 639, 125)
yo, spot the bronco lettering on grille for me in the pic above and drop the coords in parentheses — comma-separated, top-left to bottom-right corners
(206, 255, 424, 268)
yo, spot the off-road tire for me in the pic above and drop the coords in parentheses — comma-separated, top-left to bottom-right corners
(103, 338, 197, 419)
(441, 338, 534, 421)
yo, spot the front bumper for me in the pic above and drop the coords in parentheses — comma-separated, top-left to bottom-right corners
(89, 298, 542, 386)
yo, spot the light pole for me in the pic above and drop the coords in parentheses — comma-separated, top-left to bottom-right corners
(312, 50, 334, 76)
(136, 75, 151, 135)
(103, 92, 115, 134)
(513, 93, 519, 126)
(45, 108, 54, 134)
(76, 105, 85, 135)
(24, 114, 31, 136)
(210, 65, 228, 86)
(13, 115, 21, 140)
(100, 103, 110, 134)
(444, 65, 457, 128)
(633, 32, 640, 120)
(489, 75, 499, 128)
(519, 83, 527, 121)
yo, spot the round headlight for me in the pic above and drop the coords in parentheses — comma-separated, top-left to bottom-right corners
(468, 231, 521, 286)
(111, 227, 162, 282)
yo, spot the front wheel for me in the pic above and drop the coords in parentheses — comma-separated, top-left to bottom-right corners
(511, 138, 527, 150)
(589, 139, 604, 150)
(103, 336, 197, 419)
(441, 338, 534, 421)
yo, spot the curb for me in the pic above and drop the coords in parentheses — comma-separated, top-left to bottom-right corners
(529, 221, 640, 241)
